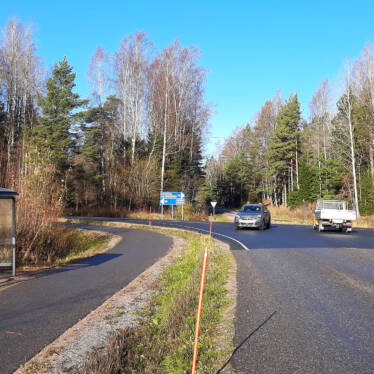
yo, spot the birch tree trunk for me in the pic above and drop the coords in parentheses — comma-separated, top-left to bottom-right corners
(344, 63, 360, 217)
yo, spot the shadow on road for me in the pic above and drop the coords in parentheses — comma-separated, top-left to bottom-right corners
(216, 311, 277, 373)
(51, 253, 123, 274)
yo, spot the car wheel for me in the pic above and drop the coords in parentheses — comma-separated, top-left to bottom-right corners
(235, 224, 239, 230)
(259, 220, 265, 231)
(267, 219, 271, 229)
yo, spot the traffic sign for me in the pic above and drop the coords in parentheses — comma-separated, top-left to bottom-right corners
(160, 192, 185, 205)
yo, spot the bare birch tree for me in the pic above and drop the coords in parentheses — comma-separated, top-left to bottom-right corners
(337, 61, 360, 216)
(114, 32, 151, 164)
(0, 19, 41, 182)
(309, 79, 332, 195)
(87, 46, 109, 107)
(148, 40, 210, 197)
(353, 43, 374, 179)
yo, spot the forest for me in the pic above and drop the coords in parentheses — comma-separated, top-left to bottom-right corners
(1, 19, 374, 262)
(0, 20, 210, 261)
(202, 46, 374, 218)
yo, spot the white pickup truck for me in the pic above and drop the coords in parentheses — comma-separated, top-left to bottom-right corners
(313, 199, 356, 233)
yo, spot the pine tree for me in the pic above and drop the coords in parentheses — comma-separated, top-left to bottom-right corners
(267, 94, 301, 206)
(28, 57, 86, 176)
(288, 155, 319, 208)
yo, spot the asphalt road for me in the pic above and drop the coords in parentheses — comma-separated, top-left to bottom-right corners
(79, 217, 373, 374)
(0, 225, 172, 374)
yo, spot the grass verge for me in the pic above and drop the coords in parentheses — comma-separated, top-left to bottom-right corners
(215, 214, 232, 223)
(76, 222, 234, 374)
(53, 229, 120, 266)
(16, 228, 119, 270)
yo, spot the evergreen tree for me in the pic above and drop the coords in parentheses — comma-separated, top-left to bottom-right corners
(28, 57, 86, 176)
(288, 155, 319, 208)
(76, 95, 122, 208)
(358, 170, 374, 215)
(221, 152, 253, 207)
(267, 94, 301, 205)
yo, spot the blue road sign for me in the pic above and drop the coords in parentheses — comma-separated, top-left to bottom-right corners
(160, 192, 185, 205)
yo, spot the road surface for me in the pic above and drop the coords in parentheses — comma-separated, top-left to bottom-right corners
(77, 217, 373, 374)
(0, 224, 172, 374)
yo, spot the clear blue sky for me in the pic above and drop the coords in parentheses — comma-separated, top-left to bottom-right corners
(2, 0, 374, 155)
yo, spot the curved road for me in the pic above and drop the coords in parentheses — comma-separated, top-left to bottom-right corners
(1, 218, 373, 373)
(0, 225, 172, 374)
(78, 217, 374, 374)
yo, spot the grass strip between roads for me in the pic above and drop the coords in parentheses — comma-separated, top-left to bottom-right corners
(73, 221, 234, 374)
(18, 228, 119, 269)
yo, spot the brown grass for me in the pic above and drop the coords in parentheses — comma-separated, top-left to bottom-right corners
(355, 215, 374, 228)
(67, 202, 209, 222)
(268, 204, 374, 228)
(268, 204, 314, 224)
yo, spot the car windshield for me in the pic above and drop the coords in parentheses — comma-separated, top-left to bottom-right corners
(241, 205, 261, 213)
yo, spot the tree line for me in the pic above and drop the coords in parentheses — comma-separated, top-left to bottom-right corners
(202, 45, 374, 217)
(0, 20, 210, 217)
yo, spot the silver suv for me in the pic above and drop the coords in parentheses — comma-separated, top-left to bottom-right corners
(234, 204, 271, 230)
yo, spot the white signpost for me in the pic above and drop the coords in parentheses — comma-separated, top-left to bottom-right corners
(211, 201, 217, 220)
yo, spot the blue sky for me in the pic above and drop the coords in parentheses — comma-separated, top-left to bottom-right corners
(1, 0, 374, 155)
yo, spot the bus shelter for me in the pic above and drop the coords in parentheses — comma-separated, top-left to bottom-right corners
(0, 188, 18, 277)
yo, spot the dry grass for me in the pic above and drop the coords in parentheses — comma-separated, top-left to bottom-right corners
(68, 202, 209, 222)
(268, 204, 314, 224)
(17, 227, 113, 267)
(268, 204, 374, 228)
(355, 215, 374, 228)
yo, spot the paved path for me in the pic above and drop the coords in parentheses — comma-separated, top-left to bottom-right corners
(0, 225, 172, 374)
(80, 218, 373, 374)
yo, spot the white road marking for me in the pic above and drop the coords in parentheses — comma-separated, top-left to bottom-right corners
(74, 218, 251, 251)
(172, 223, 250, 251)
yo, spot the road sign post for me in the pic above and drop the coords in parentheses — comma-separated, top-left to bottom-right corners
(160, 192, 185, 220)
(210, 201, 217, 220)
(303, 199, 306, 224)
